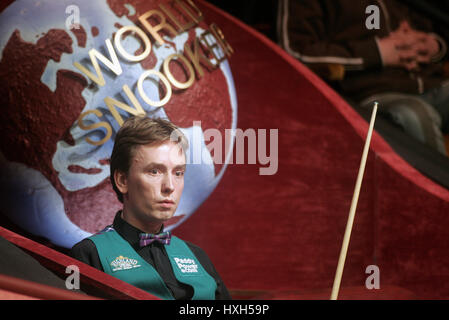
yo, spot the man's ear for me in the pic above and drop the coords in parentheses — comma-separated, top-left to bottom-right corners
(114, 170, 128, 195)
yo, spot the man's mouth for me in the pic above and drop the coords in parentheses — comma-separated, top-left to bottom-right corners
(158, 199, 175, 208)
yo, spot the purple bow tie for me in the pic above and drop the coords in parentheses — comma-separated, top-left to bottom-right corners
(139, 231, 171, 247)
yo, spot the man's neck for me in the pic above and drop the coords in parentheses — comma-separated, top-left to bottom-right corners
(120, 209, 163, 234)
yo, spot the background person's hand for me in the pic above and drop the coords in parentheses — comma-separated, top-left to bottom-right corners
(377, 20, 440, 70)
(399, 21, 440, 64)
(413, 32, 440, 64)
(377, 31, 417, 70)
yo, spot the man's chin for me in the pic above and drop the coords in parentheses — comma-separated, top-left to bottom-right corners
(154, 209, 176, 222)
(142, 205, 179, 226)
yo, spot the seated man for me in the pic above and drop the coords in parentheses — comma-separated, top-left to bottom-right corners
(71, 116, 231, 300)
(278, 0, 449, 155)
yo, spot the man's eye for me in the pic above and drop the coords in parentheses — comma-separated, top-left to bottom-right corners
(149, 169, 159, 174)
(175, 171, 185, 177)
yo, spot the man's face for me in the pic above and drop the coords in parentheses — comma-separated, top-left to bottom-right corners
(116, 140, 186, 230)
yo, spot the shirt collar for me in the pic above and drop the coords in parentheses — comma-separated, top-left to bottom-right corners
(112, 210, 165, 250)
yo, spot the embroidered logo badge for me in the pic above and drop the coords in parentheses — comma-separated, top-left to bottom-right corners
(110, 255, 141, 272)
(174, 257, 199, 273)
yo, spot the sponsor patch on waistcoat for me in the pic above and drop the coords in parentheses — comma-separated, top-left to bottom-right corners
(110, 255, 141, 272)
(173, 257, 200, 274)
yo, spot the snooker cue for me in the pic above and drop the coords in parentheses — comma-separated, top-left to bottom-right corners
(330, 102, 378, 300)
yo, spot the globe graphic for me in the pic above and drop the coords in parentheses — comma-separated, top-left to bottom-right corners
(0, 0, 237, 248)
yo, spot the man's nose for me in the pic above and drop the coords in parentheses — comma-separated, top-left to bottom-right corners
(161, 173, 175, 194)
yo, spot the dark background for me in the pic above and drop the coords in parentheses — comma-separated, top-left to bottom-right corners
(206, 0, 449, 44)
(206, 0, 278, 42)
